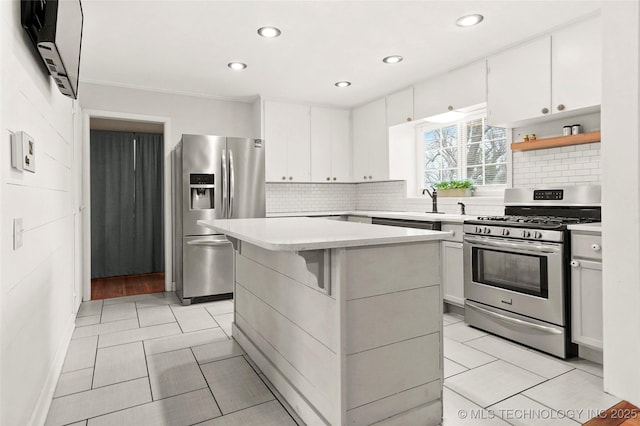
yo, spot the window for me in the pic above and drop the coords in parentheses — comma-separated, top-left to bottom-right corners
(419, 114, 508, 190)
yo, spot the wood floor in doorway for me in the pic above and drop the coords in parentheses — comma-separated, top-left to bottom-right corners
(586, 401, 640, 426)
(91, 272, 166, 300)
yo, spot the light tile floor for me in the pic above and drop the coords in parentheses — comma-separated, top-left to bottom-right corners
(47, 293, 619, 425)
(45, 292, 299, 426)
(441, 312, 620, 425)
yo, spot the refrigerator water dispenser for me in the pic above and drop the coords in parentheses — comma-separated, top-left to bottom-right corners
(190, 173, 214, 210)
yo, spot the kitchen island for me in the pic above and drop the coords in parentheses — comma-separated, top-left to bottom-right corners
(199, 217, 450, 426)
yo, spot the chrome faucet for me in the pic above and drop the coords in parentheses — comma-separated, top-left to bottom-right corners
(458, 201, 466, 215)
(422, 187, 438, 213)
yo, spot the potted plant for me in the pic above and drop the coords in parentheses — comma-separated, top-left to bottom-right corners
(433, 180, 475, 197)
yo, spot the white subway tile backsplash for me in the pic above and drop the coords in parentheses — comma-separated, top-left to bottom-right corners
(512, 142, 600, 188)
(266, 180, 505, 216)
(266, 183, 356, 213)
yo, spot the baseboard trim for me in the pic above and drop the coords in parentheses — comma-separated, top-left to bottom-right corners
(28, 318, 75, 426)
(578, 345, 603, 364)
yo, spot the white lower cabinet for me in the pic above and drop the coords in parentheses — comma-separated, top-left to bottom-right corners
(570, 231, 603, 351)
(441, 224, 464, 306)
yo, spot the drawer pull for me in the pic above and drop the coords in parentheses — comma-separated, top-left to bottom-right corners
(591, 243, 601, 252)
(570, 260, 580, 268)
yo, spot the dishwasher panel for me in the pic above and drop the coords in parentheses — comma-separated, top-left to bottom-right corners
(371, 217, 442, 230)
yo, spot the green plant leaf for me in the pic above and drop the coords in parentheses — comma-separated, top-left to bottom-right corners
(433, 179, 475, 190)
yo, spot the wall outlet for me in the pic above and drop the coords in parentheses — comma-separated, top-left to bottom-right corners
(13, 218, 24, 250)
(11, 131, 36, 173)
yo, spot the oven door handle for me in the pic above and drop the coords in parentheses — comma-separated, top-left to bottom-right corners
(463, 236, 561, 254)
(466, 301, 562, 335)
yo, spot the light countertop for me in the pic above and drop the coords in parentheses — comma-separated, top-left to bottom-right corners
(567, 222, 602, 233)
(267, 210, 476, 223)
(198, 217, 452, 251)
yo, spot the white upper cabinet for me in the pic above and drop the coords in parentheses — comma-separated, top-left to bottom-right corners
(352, 98, 388, 182)
(488, 14, 601, 127)
(552, 15, 601, 114)
(414, 61, 487, 120)
(264, 100, 311, 182)
(386, 88, 414, 126)
(487, 37, 552, 126)
(310, 107, 351, 182)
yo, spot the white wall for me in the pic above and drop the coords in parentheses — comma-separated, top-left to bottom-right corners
(601, 1, 640, 407)
(1, 1, 80, 424)
(79, 83, 256, 294)
(79, 83, 257, 143)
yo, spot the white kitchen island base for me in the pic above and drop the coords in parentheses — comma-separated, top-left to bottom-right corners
(199, 218, 446, 426)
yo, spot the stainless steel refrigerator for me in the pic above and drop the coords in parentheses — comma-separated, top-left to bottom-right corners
(172, 134, 265, 304)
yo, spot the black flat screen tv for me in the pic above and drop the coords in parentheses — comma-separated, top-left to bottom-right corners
(21, 0, 83, 99)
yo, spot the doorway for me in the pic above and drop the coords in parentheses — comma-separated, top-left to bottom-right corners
(89, 118, 166, 299)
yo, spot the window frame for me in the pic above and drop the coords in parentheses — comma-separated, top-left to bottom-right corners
(415, 111, 511, 197)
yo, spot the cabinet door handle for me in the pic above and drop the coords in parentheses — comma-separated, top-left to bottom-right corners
(368, 175, 372, 179)
(363, 176, 367, 179)
(289, 176, 293, 180)
(591, 243, 601, 252)
(326, 177, 330, 181)
(282, 176, 286, 180)
(557, 104, 565, 111)
(541, 107, 549, 114)
(333, 177, 337, 181)
(570, 260, 580, 268)
(447, 105, 454, 111)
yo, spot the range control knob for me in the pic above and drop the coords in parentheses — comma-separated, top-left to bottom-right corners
(483, 227, 491, 234)
(522, 230, 531, 238)
(502, 229, 510, 236)
(533, 231, 543, 239)
(475, 226, 483, 233)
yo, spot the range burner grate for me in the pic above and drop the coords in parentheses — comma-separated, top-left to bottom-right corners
(475, 215, 599, 225)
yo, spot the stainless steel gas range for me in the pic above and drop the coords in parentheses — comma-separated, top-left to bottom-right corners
(463, 185, 601, 358)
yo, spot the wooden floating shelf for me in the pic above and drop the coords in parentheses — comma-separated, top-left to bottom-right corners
(511, 131, 601, 152)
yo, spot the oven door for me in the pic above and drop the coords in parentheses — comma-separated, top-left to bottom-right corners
(463, 235, 565, 326)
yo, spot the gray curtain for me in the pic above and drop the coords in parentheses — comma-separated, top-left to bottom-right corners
(134, 133, 164, 274)
(91, 130, 164, 278)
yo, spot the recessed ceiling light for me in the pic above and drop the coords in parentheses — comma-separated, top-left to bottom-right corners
(383, 55, 403, 64)
(257, 26, 281, 38)
(456, 14, 484, 27)
(228, 62, 247, 70)
(335, 81, 351, 88)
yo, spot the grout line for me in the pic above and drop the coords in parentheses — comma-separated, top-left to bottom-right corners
(141, 337, 155, 401)
(255, 374, 302, 425)
(89, 337, 99, 390)
(197, 354, 245, 368)
(168, 304, 186, 334)
(456, 336, 578, 380)
(80, 386, 208, 424)
(500, 394, 583, 425)
(193, 346, 224, 416)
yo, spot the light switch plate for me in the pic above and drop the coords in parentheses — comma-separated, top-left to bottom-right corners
(11, 131, 36, 173)
(13, 218, 23, 250)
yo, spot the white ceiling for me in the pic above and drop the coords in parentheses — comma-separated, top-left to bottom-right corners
(79, 0, 602, 109)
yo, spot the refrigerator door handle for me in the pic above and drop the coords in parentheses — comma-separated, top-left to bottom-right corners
(186, 239, 231, 247)
(221, 148, 228, 218)
(229, 149, 235, 217)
